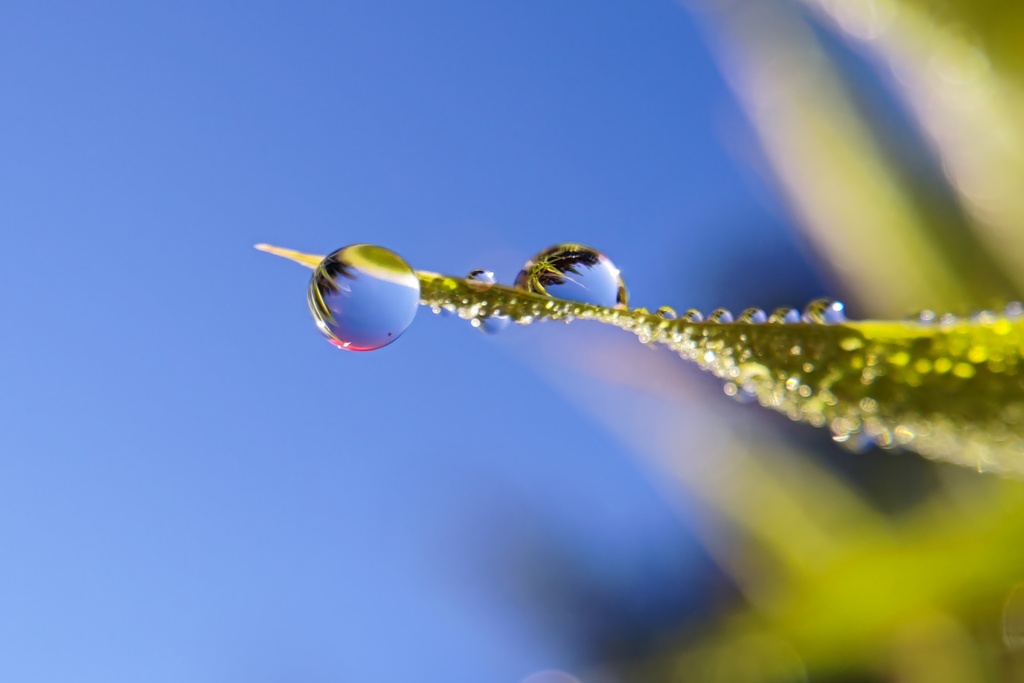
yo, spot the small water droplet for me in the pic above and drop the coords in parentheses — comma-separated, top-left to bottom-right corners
(723, 382, 757, 403)
(655, 306, 677, 320)
(839, 336, 864, 351)
(463, 270, 510, 332)
(308, 244, 420, 351)
(768, 307, 800, 324)
(803, 299, 846, 324)
(738, 308, 767, 324)
(708, 308, 734, 323)
(471, 315, 510, 334)
(970, 309, 997, 324)
(914, 309, 937, 324)
(833, 430, 876, 453)
(467, 269, 494, 282)
(681, 309, 704, 322)
(513, 244, 628, 308)
(466, 269, 497, 290)
(1006, 302, 1024, 319)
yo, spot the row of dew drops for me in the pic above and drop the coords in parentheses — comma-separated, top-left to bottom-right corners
(307, 242, 851, 353)
(279, 240, 1024, 463)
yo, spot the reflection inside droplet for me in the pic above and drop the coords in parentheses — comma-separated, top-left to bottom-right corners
(307, 244, 420, 351)
(513, 243, 628, 308)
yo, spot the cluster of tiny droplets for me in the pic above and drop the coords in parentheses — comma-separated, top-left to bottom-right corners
(417, 266, 1024, 474)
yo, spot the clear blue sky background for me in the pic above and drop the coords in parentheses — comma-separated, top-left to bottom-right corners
(1, 2, 824, 681)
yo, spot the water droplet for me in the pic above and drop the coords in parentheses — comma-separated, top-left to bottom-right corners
(307, 244, 420, 351)
(466, 269, 497, 290)
(465, 269, 510, 333)
(802, 299, 846, 324)
(655, 306, 677, 320)
(467, 269, 494, 282)
(723, 382, 757, 403)
(970, 309, 995, 323)
(1006, 302, 1024, 319)
(768, 307, 800, 324)
(833, 430, 876, 453)
(708, 308, 734, 323)
(471, 315, 510, 334)
(914, 309, 937, 324)
(738, 308, 767, 324)
(681, 309, 704, 322)
(513, 244, 628, 308)
(839, 336, 864, 351)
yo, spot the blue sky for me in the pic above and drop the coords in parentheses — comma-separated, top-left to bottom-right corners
(1, 2, 823, 680)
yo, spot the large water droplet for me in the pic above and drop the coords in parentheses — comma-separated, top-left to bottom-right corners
(307, 244, 420, 351)
(513, 244, 628, 308)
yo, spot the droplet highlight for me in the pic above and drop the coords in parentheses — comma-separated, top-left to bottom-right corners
(513, 244, 628, 308)
(307, 244, 420, 351)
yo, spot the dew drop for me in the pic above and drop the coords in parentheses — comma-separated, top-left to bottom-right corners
(466, 269, 497, 291)
(708, 308, 734, 323)
(471, 315, 510, 334)
(467, 269, 492, 280)
(768, 307, 800, 324)
(1006, 302, 1024, 319)
(833, 430, 876, 454)
(307, 244, 420, 351)
(970, 309, 996, 323)
(723, 382, 757, 403)
(738, 308, 767, 324)
(802, 299, 846, 324)
(465, 269, 511, 333)
(681, 309, 704, 322)
(655, 306, 677, 320)
(513, 244, 628, 308)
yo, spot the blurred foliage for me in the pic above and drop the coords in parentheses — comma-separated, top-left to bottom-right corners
(897, 0, 1024, 74)
(617, 0, 1024, 680)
